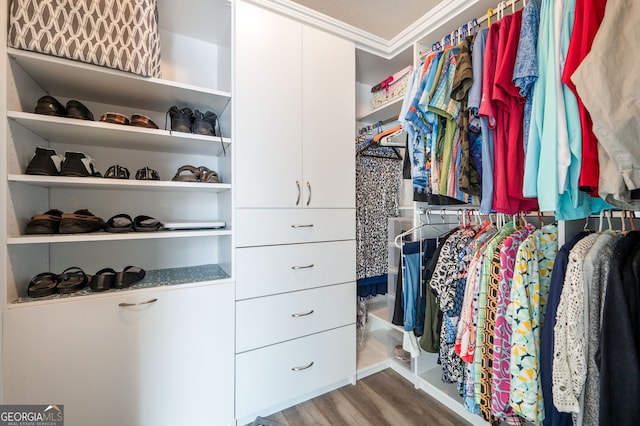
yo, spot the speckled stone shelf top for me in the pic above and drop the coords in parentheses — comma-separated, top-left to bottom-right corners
(14, 264, 230, 304)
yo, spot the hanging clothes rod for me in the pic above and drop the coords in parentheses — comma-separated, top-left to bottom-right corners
(417, 0, 525, 58)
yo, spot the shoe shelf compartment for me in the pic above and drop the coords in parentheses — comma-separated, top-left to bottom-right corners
(10, 263, 232, 306)
(8, 111, 231, 156)
(7, 48, 231, 114)
(9, 174, 232, 192)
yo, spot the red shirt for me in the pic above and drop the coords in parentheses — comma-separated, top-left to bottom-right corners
(562, 0, 608, 195)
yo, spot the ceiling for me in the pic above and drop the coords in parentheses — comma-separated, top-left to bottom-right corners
(289, 0, 444, 40)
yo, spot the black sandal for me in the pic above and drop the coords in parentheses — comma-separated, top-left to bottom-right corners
(90, 268, 117, 292)
(104, 213, 133, 233)
(104, 165, 130, 179)
(114, 266, 146, 289)
(56, 266, 88, 294)
(27, 272, 59, 298)
(133, 215, 162, 232)
(135, 166, 160, 181)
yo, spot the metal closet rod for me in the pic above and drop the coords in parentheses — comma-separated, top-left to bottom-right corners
(418, 0, 525, 58)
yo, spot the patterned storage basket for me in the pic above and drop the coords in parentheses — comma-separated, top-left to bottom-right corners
(371, 65, 413, 110)
(8, 0, 162, 78)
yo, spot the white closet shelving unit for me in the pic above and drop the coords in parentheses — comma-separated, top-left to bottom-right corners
(1, 2, 235, 425)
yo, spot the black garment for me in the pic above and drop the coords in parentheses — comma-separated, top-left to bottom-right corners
(542, 230, 590, 426)
(392, 254, 404, 327)
(599, 231, 640, 426)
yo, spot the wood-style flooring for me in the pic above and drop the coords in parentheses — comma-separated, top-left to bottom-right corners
(264, 368, 471, 426)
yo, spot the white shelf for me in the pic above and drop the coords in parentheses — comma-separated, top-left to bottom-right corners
(8, 111, 230, 156)
(7, 48, 231, 113)
(7, 229, 232, 245)
(9, 174, 231, 192)
(357, 97, 403, 124)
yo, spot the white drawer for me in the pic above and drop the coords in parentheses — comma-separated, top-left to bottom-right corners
(235, 325, 356, 418)
(236, 240, 355, 299)
(235, 208, 355, 247)
(236, 282, 355, 353)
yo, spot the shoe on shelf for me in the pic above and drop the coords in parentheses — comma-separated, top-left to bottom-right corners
(130, 114, 159, 129)
(25, 209, 64, 234)
(100, 112, 130, 125)
(25, 147, 63, 176)
(192, 110, 218, 136)
(104, 165, 130, 179)
(168, 106, 193, 133)
(58, 209, 105, 234)
(60, 151, 98, 177)
(65, 100, 94, 121)
(34, 95, 66, 117)
(135, 166, 160, 180)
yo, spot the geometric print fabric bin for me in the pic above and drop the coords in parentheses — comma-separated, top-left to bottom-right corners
(8, 0, 161, 78)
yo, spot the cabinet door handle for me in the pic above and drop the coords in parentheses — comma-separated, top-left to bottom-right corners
(291, 224, 314, 228)
(291, 264, 314, 270)
(295, 181, 301, 206)
(118, 298, 158, 307)
(291, 310, 314, 318)
(306, 181, 311, 206)
(291, 361, 314, 371)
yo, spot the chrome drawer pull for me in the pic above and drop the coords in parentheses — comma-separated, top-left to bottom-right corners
(118, 298, 158, 307)
(291, 264, 314, 270)
(291, 310, 314, 318)
(291, 361, 314, 371)
(291, 224, 314, 228)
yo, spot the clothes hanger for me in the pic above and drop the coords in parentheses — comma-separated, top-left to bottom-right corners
(377, 127, 406, 147)
(357, 121, 403, 160)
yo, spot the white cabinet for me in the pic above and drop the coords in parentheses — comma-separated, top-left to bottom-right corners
(233, 1, 356, 419)
(1, 1, 235, 424)
(3, 283, 235, 426)
(235, 1, 355, 209)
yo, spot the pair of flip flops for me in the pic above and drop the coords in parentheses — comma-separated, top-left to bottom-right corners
(28, 267, 88, 298)
(104, 214, 162, 233)
(27, 265, 146, 298)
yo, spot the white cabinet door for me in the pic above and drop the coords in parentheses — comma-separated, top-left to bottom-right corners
(302, 26, 355, 209)
(235, 1, 303, 208)
(3, 284, 234, 426)
(235, 1, 355, 209)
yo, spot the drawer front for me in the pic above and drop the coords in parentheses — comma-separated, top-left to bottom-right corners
(236, 240, 355, 300)
(236, 282, 355, 353)
(235, 208, 355, 247)
(235, 325, 356, 418)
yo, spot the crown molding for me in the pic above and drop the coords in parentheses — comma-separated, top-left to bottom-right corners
(239, 0, 489, 59)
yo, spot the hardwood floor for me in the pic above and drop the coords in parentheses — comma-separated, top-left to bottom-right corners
(263, 368, 472, 426)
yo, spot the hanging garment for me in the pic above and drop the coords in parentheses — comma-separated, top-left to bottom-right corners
(508, 223, 559, 424)
(552, 232, 599, 417)
(598, 231, 640, 426)
(491, 223, 536, 421)
(561, 0, 608, 195)
(541, 230, 590, 426)
(492, 9, 538, 215)
(513, 0, 542, 157)
(355, 137, 402, 296)
(468, 28, 494, 214)
(572, 0, 640, 209)
(451, 36, 481, 197)
(581, 231, 622, 426)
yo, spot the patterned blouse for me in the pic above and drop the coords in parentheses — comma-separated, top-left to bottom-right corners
(507, 223, 558, 423)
